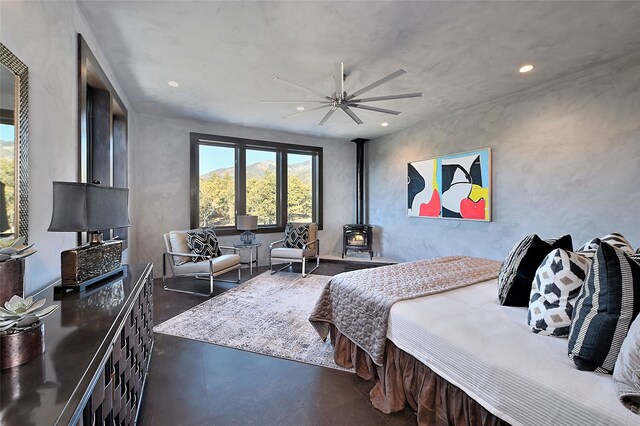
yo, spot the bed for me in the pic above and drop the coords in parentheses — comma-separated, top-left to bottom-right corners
(310, 259, 638, 425)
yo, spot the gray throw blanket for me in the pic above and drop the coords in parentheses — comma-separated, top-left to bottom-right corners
(309, 256, 501, 365)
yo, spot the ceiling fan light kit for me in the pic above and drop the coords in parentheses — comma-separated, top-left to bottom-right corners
(261, 62, 422, 125)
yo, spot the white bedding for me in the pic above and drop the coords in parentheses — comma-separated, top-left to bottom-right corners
(387, 279, 639, 426)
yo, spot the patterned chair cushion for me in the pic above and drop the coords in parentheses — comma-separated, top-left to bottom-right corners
(568, 243, 640, 373)
(577, 232, 634, 259)
(186, 228, 221, 262)
(528, 249, 591, 337)
(498, 234, 573, 306)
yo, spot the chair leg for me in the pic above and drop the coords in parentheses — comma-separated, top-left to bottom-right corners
(301, 257, 320, 278)
(271, 262, 292, 275)
(163, 265, 241, 297)
(163, 280, 214, 297)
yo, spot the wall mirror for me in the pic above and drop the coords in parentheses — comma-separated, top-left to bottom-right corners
(0, 43, 28, 241)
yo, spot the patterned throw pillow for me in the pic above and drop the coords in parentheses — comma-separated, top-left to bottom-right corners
(498, 234, 573, 306)
(283, 223, 309, 249)
(186, 228, 221, 262)
(577, 232, 634, 259)
(528, 249, 591, 337)
(568, 243, 640, 373)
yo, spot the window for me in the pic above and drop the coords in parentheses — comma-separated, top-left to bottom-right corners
(246, 149, 277, 225)
(287, 153, 313, 223)
(198, 144, 235, 227)
(190, 133, 322, 234)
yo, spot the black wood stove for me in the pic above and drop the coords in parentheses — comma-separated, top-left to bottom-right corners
(342, 224, 373, 259)
(342, 138, 374, 260)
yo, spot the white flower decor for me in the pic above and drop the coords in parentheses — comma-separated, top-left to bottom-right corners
(0, 295, 58, 333)
(0, 236, 37, 263)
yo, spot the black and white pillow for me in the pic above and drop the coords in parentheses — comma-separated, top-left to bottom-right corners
(528, 249, 591, 337)
(568, 243, 640, 373)
(283, 223, 310, 249)
(577, 232, 634, 259)
(497, 234, 573, 306)
(186, 228, 221, 262)
(576, 238, 601, 259)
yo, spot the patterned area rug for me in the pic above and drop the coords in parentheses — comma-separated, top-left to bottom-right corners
(154, 272, 352, 372)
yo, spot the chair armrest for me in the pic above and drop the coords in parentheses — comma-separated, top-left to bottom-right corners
(166, 251, 201, 258)
(269, 239, 285, 250)
(219, 245, 240, 254)
(303, 239, 319, 255)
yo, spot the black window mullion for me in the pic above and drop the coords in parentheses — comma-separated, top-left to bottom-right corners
(236, 144, 246, 221)
(315, 152, 323, 228)
(280, 150, 287, 226)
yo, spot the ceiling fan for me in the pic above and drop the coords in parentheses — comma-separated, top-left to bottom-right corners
(260, 63, 422, 125)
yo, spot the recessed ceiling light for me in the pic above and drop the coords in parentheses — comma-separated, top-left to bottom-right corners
(519, 64, 534, 73)
(296, 106, 305, 111)
(168, 80, 179, 87)
(381, 122, 389, 127)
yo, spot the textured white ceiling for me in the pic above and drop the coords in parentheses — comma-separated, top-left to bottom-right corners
(77, 1, 640, 140)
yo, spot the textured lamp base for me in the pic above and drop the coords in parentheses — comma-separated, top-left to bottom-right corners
(60, 240, 123, 286)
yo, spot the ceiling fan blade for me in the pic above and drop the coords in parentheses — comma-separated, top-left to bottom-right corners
(282, 104, 330, 119)
(333, 62, 344, 101)
(261, 100, 332, 104)
(350, 92, 422, 103)
(341, 106, 363, 125)
(273, 77, 333, 101)
(318, 107, 338, 125)
(349, 104, 401, 115)
(347, 69, 407, 100)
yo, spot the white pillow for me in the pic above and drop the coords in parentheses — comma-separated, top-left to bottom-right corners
(169, 231, 191, 266)
(614, 311, 640, 413)
(528, 249, 590, 337)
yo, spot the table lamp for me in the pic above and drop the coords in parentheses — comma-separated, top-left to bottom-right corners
(237, 215, 258, 244)
(48, 182, 130, 288)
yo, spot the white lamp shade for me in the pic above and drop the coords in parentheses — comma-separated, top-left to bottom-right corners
(237, 215, 258, 231)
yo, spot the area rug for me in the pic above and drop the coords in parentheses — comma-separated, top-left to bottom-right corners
(153, 272, 352, 372)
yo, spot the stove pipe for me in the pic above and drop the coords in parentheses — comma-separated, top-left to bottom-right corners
(351, 138, 368, 225)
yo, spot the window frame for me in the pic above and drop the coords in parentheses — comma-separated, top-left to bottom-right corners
(190, 132, 323, 235)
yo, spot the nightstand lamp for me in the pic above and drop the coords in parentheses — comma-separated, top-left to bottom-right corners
(237, 215, 258, 244)
(48, 182, 130, 289)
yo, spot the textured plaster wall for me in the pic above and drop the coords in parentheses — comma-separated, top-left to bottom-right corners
(131, 113, 355, 277)
(0, 1, 132, 294)
(367, 54, 640, 262)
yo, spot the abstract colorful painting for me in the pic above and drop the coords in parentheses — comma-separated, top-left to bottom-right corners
(408, 148, 491, 221)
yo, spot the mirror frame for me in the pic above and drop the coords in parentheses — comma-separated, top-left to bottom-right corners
(0, 43, 29, 242)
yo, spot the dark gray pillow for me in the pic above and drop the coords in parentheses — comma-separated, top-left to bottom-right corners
(568, 243, 640, 373)
(614, 311, 640, 414)
(498, 234, 573, 306)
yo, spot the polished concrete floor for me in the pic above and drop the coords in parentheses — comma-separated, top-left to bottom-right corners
(138, 261, 416, 425)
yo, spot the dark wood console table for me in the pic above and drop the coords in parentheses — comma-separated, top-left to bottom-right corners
(0, 263, 154, 425)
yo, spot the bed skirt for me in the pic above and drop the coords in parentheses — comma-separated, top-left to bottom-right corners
(330, 325, 508, 425)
